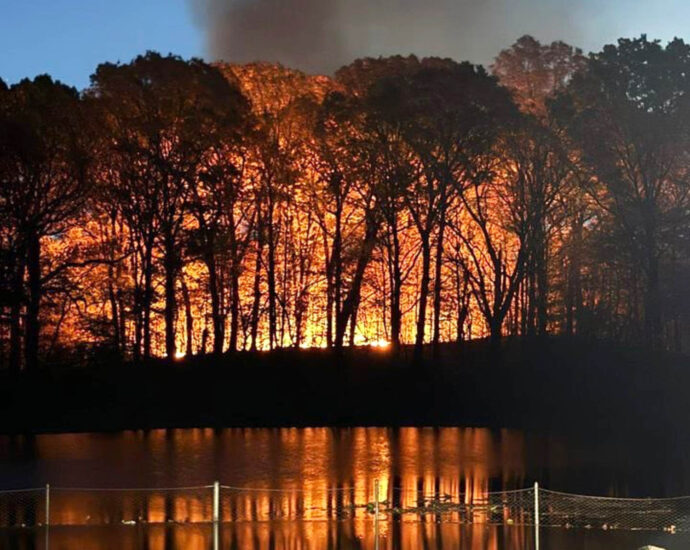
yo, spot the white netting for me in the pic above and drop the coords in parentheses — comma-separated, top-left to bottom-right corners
(382, 487, 536, 525)
(0, 484, 688, 533)
(0, 488, 45, 527)
(539, 489, 690, 532)
(48, 486, 214, 525)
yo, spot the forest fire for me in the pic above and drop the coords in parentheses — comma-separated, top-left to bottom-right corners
(1, 35, 689, 369)
(4, 2, 690, 549)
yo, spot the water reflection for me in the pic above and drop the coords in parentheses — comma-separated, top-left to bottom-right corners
(0, 522, 535, 550)
(2, 523, 688, 550)
(0, 427, 688, 548)
(0, 428, 534, 525)
(1, 426, 683, 525)
(1, 427, 529, 489)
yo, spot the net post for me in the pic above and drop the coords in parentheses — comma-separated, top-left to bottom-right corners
(374, 478, 380, 550)
(534, 482, 540, 550)
(213, 481, 220, 523)
(45, 483, 50, 527)
(213, 518, 219, 550)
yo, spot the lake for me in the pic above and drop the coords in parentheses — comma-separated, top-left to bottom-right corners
(0, 427, 687, 549)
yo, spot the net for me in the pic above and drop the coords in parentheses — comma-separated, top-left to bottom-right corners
(220, 485, 371, 521)
(540, 488, 690, 533)
(0, 483, 688, 533)
(0, 488, 45, 527)
(48, 486, 214, 526)
(382, 487, 536, 525)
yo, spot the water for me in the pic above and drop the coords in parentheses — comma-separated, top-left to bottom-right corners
(0, 427, 688, 549)
(1, 524, 684, 550)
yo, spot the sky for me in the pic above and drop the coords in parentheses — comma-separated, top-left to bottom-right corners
(2, 0, 690, 90)
(0, 0, 203, 90)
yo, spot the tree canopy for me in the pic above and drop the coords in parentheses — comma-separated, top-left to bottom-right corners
(2, 36, 690, 370)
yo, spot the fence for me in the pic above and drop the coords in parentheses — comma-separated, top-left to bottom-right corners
(0, 482, 688, 545)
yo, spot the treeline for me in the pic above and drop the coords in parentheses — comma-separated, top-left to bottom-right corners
(1, 34, 690, 370)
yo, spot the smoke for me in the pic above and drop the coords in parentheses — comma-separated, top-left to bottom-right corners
(188, 0, 689, 75)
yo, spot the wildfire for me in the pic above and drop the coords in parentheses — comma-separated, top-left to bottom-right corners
(4, 37, 666, 366)
(368, 339, 390, 349)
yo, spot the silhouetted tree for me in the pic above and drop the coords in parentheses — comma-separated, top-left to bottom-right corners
(4, 38, 690, 363)
(554, 36, 690, 348)
(0, 76, 89, 371)
(493, 35, 586, 117)
(91, 52, 248, 359)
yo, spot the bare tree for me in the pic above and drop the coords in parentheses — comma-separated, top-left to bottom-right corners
(0, 76, 89, 371)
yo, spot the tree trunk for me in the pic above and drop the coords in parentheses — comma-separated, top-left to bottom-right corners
(24, 231, 41, 372)
(107, 215, 122, 356)
(526, 256, 537, 337)
(229, 265, 240, 352)
(181, 277, 193, 357)
(414, 236, 431, 354)
(9, 253, 25, 374)
(107, 276, 120, 353)
(536, 224, 548, 336)
(454, 268, 469, 345)
(205, 252, 224, 355)
(142, 242, 154, 360)
(133, 284, 142, 361)
(389, 223, 402, 350)
(267, 196, 277, 350)
(163, 239, 178, 360)
(325, 241, 334, 348)
(565, 216, 583, 337)
(645, 253, 661, 349)
(324, 178, 344, 349)
(489, 319, 502, 353)
(250, 239, 263, 352)
(333, 200, 343, 348)
(335, 214, 378, 349)
(432, 217, 446, 347)
(349, 299, 358, 347)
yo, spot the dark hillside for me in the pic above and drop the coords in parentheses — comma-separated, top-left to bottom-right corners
(0, 337, 687, 436)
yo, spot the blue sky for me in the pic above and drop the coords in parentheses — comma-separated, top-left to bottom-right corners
(2, 1, 690, 90)
(0, 0, 203, 90)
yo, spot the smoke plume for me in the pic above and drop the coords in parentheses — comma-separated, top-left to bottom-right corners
(188, 0, 688, 74)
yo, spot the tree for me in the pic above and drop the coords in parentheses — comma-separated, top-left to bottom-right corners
(492, 35, 586, 117)
(308, 92, 357, 348)
(220, 63, 336, 350)
(0, 75, 89, 371)
(493, 36, 586, 337)
(186, 90, 252, 355)
(393, 60, 516, 353)
(323, 58, 421, 350)
(554, 36, 690, 348)
(91, 52, 249, 359)
(450, 148, 527, 349)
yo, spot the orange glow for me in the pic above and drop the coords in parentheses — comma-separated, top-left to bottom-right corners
(32, 428, 528, 525)
(29, 62, 543, 360)
(368, 339, 391, 349)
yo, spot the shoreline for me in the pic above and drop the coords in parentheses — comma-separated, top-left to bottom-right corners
(1, 337, 687, 437)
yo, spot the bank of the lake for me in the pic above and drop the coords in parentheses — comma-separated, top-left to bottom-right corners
(0, 336, 688, 436)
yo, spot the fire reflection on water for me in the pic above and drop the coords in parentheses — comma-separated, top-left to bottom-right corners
(1, 426, 684, 549)
(1, 522, 534, 550)
(2, 427, 539, 549)
(38, 428, 527, 522)
(4, 522, 682, 550)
